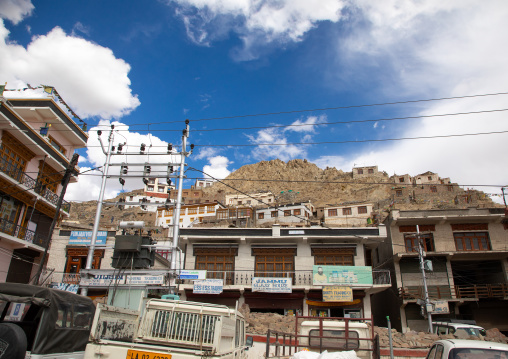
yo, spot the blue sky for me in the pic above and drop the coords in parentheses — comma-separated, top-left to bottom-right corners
(1, 0, 507, 202)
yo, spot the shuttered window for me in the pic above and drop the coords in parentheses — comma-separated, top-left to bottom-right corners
(312, 248, 355, 266)
(195, 247, 237, 284)
(253, 248, 295, 282)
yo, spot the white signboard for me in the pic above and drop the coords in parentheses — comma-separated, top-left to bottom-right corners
(252, 277, 292, 293)
(126, 275, 165, 285)
(179, 270, 207, 280)
(431, 300, 450, 314)
(193, 279, 223, 294)
(80, 274, 125, 286)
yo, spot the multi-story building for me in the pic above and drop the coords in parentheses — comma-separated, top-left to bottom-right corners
(372, 208, 508, 333)
(0, 96, 87, 283)
(225, 192, 275, 207)
(122, 192, 173, 212)
(255, 202, 315, 227)
(144, 177, 172, 198)
(195, 178, 215, 188)
(352, 166, 379, 178)
(175, 225, 391, 318)
(324, 203, 374, 227)
(156, 202, 225, 228)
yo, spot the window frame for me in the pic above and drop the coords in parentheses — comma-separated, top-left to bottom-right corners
(454, 232, 491, 251)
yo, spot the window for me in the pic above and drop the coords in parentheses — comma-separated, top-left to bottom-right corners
(48, 136, 66, 155)
(247, 200, 251, 204)
(328, 209, 337, 217)
(268, 199, 272, 203)
(294, 209, 301, 215)
(313, 248, 354, 266)
(342, 208, 352, 215)
(428, 176, 432, 180)
(36, 162, 63, 193)
(396, 190, 403, 197)
(149, 179, 155, 184)
(253, 248, 295, 282)
(454, 232, 491, 251)
(447, 185, 454, 192)
(430, 186, 437, 193)
(399, 177, 405, 182)
(404, 233, 435, 252)
(199, 207, 205, 214)
(158, 186, 165, 192)
(147, 186, 154, 191)
(188, 207, 197, 215)
(194, 192, 199, 197)
(357, 206, 367, 214)
(258, 213, 265, 219)
(284, 210, 291, 217)
(271, 211, 278, 218)
(206, 206, 215, 213)
(368, 168, 374, 174)
(238, 201, 242, 205)
(357, 169, 363, 174)
(195, 247, 236, 285)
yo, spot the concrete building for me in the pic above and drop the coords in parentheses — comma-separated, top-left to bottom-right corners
(156, 202, 225, 228)
(122, 192, 173, 212)
(144, 177, 172, 198)
(256, 202, 315, 227)
(175, 225, 391, 317)
(0, 96, 87, 283)
(324, 203, 374, 227)
(352, 166, 378, 178)
(372, 208, 508, 333)
(225, 192, 275, 207)
(195, 178, 215, 188)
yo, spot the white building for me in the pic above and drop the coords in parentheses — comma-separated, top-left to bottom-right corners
(225, 192, 275, 207)
(195, 178, 215, 188)
(256, 202, 315, 227)
(324, 203, 374, 227)
(122, 193, 173, 212)
(156, 202, 225, 228)
(144, 177, 172, 197)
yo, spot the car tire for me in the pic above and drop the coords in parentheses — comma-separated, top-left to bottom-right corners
(0, 323, 27, 359)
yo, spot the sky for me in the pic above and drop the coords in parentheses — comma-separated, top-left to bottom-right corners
(0, 0, 507, 203)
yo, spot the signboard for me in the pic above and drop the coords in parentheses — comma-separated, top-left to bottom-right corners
(322, 286, 353, 302)
(313, 265, 373, 286)
(80, 274, 124, 286)
(431, 300, 450, 314)
(193, 279, 223, 294)
(125, 275, 164, 285)
(49, 283, 79, 293)
(252, 277, 292, 293)
(179, 270, 207, 280)
(288, 230, 305, 235)
(70, 231, 107, 245)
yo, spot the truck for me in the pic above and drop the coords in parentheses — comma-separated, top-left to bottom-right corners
(84, 298, 248, 359)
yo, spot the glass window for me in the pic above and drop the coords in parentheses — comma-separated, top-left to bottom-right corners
(342, 208, 352, 215)
(328, 209, 337, 217)
(258, 213, 264, 219)
(454, 232, 491, 251)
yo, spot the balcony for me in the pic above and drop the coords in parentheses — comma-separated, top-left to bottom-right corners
(0, 217, 46, 247)
(178, 269, 391, 287)
(0, 156, 70, 213)
(399, 283, 508, 300)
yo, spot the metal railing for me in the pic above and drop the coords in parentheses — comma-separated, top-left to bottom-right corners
(0, 156, 70, 213)
(178, 269, 391, 286)
(0, 217, 46, 247)
(399, 283, 508, 300)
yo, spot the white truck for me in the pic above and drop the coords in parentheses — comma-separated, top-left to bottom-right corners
(84, 298, 248, 359)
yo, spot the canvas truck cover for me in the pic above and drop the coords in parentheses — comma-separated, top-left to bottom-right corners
(0, 283, 95, 355)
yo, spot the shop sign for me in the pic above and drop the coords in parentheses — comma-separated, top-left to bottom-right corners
(69, 231, 107, 245)
(193, 279, 223, 294)
(125, 275, 165, 285)
(313, 265, 373, 286)
(49, 283, 79, 293)
(80, 274, 125, 286)
(322, 286, 353, 302)
(252, 277, 292, 293)
(431, 300, 450, 314)
(179, 270, 207, 280)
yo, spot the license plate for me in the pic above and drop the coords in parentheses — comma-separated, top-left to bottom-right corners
(126, 349, 172, 359)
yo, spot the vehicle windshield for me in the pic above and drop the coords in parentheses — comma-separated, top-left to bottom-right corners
(449, 347, 508, 359)
(454, 327, 480, 337)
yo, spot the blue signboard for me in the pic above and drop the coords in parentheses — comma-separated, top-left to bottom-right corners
(69, 231, 107, 245)
(313, 265, 373, 285)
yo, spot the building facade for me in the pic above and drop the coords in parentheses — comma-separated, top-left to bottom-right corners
(372, 208, 508, 333)
(156, 202, 225, 228)
(0, 96, 87, 283)
(225, 192, 275, 207)
(255, 202, 315, 227)
(175, 225, 391, 318)
(323, 203, 374, 227)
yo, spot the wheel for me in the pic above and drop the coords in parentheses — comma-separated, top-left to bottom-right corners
(0, 323, 27, 359)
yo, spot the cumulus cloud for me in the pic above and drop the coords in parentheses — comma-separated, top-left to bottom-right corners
(0, 0, 34, 24)
(66, 121, 179, 201)
(0, 20, 140, 119)
(168, 0, 345, 60)
(202, 155, 232, 179)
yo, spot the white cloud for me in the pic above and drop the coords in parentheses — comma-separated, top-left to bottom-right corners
(66, 121, 179, 201)
(202, 155, 232, 179)
(0, 0, 33, 24)
(285, 115, 326, 133)
(0, 20, 140, 119)
(169, 0, 346, 60)
(193, 147, 220, 160)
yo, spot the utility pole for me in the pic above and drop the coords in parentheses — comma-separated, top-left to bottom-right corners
(34, 153, 80, 285)
(81, 126, 114, 296)
(416, 224, 433, 333)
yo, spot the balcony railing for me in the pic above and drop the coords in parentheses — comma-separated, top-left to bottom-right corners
(399, 283, 508, 300)
(0, 156, 70, 213)
(178, 269, 391, 287)
(0, 217, 46, 247)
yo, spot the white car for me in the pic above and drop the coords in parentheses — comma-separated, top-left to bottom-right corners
(432, 321, 487, 338)
(426, 339, 508, 359)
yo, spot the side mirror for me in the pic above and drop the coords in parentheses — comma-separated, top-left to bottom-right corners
(246, 336, 254, 347)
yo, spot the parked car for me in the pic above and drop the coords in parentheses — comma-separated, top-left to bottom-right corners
(0, 282, 95, 359)
(432, 321, 487, 338)
(426, 339, 508, 359)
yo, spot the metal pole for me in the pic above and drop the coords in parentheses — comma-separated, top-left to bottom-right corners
(81, 128, 114, 296)
(387, 316, 394, 359)
(417, 225, 433, 332)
